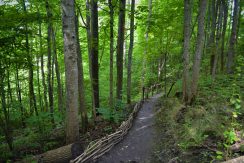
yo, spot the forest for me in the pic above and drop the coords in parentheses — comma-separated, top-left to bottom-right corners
(0, 0, 243, 162)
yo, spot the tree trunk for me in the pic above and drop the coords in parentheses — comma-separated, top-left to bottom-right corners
(90, 0, 100, 116)
(109, 0, 114, 108)
(116, 0, 126, 100)
(127, 0, 135, 104)
(15, 66, 25, 127)
(7, 70, 13, 104)
(36, 50, 43, 111)
(39, 18, 48, 112)
(189, 0, 207, 103)
(227, 0, 239, 74)
(142, 0, 152, 95)
(0, 74, 13, 151)
(46, 0, 54, 123)
(75, 14, 88, 133)
(220, 0, 228, 72)
(212, 0, 224, 79)
(182, 0, 192, 104)
(61, 0, 80, 144)
(209, 0, 217, 74)
(22, 0, 38, 116)
(85, 0, 96, 118)
(52, 29, 64, 112)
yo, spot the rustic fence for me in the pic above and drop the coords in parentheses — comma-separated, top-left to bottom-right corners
(71, 83, 162, 163)
(142, 83, 162, 100)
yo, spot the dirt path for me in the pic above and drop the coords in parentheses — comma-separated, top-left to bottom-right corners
(96, 94, 162, 163)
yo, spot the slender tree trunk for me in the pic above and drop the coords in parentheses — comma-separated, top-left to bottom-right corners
(209, 0, 217, 74)
(90, 0, 99, 116)
(52, 29, 64, 112)
(189, 0, 207, 103)
(22, 0, 38, 116)
(182, 0, 192, 104)
(36, 51, 43, 111)
(75, 14, 88, 133)
(212, 0, 224, 79)
(46, 0, 54, 123)
(16, 66, 25, 127)
(85, 0, 96, 118)
(127, 0, 135, 104)
(61, 0, 80, 144)
(220, 0, 228, 72)
(39, 19, 48, 112)
(0, 74, 13, 151)
(109, 0, 114, 108)
(116, 0, 126, 100)
(227, 0, 239, 74)
(142, 0, 152, 94)
(7, 70, 13, 104)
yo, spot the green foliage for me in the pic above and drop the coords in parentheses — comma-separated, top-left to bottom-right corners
(97, 99, 127, 123)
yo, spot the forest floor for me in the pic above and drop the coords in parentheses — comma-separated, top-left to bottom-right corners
(96, 94, 162, 163)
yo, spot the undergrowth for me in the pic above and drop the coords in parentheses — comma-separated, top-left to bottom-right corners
(153, 74, 243, 163)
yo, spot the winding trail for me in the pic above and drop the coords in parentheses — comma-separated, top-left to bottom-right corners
(96, 94, 162, 163)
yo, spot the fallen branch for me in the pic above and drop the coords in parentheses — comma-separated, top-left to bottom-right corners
(222, 156, 244, 163)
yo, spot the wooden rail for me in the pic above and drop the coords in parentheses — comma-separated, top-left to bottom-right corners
(71, 101, 143, 163)
(71, 83, 162, 163)
(142, 83, 162, 100)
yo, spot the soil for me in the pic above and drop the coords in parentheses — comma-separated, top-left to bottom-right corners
(96, 94, 162, 163)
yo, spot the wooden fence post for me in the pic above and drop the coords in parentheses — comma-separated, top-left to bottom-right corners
(142, 86, 145, 100)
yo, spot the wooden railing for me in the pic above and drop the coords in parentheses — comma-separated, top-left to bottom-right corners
(23, 84, 163, 163)
(71, 83, 162, 163)
(142, 83, 162, 100)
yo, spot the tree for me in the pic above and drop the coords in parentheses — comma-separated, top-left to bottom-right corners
(142, 0, 153, 93)
(22, 0, 38, 116)
(182, 0, 192, 104)
(90, 0, 100, 116)
(212, 0, 224, 79)
(189, 0, 207, 103)
(109, 0, 114, 108)
(116, 0, 126, 101)
(75, 13, 88, 133)
(127, 0, 135, 104)
(45, 0, 54, 123)
(61, 0, 80, 144)
(208, 0, 217, 74)
(227, 0, 240, 74)
(220, 0, 228, 72)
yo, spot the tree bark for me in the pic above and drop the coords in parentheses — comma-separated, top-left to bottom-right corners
(142, 0, 152, 95)
(7, 70, 12, 104)
(39, 18, 48, 112)
(46, 0, 54, 124)
(52, 29, 64, 112)
(116, 0, 126, 101)
(227, 0, 239, 74)
(22, 0, 38, 116)
(16, 66, 25, 127)
(61, 0, 80, 144)
(127, 0, 135, 104)
(212, 0, 224, 79)
(75, 14, 88, 133)
(0, 74, 13, 151)
(36, 49, 43, 111)
(220, 0, 228, 72)
(90, 0, 100, 115)
(189, 0, 207, 103)
(85, 0, 97, 118)
(182, 0, 192, 104)
(109, 0, 114, 109)
(209, 0, 217, 74)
